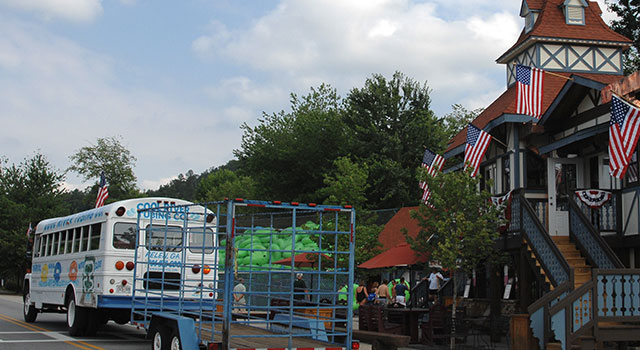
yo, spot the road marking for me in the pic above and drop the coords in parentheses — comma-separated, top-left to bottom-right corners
(0, 313, 106, 350)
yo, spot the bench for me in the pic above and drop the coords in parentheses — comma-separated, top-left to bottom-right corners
(353, 329, 410, 350)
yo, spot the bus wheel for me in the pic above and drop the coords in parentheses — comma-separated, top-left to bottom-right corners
(170, 331, 181, 350)
(66, 295, 88, 336)
(151, 326, 170, 350)
(23, 289, 37, 323)
(84, 309, 102, 336)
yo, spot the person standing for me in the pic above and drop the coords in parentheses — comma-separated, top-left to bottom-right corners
(294, 273, 309, 301)
(376, 280, 390, 307)
(426, 267, 444, 303)
(356, 280, 369, 306)
(233, 278, 246, 312)
(393, 277, 409, 306)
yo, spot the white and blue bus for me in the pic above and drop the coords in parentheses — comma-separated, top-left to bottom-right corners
(23, 197, 218, 336)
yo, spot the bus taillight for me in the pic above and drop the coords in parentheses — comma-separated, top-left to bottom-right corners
(206, 214, 214, 223)
(192, 264, 201, 274)
(115, 206, 126, 216)
(125, 261, 135, 271)
(203, 265, 210, 274)
(115, 261, 124, 270)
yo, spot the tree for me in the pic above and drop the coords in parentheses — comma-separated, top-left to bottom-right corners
(234, 84, 349, 202)
(196, 169, 257, 202)
(147, 170, 200, 201)
(608, 0, 640, 74)
(68, 136, 138, 202)
(0, 153, 66, 291)
(407, 169, 503, 349)
(316, 157, 383, 266)
(442, 104, 484, 140)
(344, 72, 448, 208)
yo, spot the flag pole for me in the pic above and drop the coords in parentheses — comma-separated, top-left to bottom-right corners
(492, 136, 508, 148)
(512, 63, 572, 81)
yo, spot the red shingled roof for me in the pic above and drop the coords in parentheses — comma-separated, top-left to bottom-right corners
(358, 243, 429, 269)
(445, 72, 624, 153)
(523, 0, 544, 11)
(500, 0, 631, 62)
(377, 207, 421, 250)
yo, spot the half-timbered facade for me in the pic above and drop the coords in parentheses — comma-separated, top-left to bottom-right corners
(444, 0, 640, 348)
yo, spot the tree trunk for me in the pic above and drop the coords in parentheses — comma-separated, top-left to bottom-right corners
(450, 270, 457, 350)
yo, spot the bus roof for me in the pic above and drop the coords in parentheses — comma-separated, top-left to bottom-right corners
(35, 197, 197, 235)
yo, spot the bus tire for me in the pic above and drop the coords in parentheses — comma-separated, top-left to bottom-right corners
(151, 326, 170, 350)
(66, 295, 88, 336)
(23, 288, 37, 323)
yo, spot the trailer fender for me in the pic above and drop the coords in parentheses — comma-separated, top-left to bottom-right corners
(148, 312, 198, 350)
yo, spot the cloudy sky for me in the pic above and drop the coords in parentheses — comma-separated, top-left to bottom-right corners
(0, 0, 618, 191)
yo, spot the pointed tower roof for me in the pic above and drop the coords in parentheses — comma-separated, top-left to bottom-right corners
(498, 0, 631, 64)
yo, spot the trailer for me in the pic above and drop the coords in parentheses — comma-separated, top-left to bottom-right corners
(131, 199, 356, 350)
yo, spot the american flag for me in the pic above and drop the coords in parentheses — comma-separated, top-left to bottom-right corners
(95, 172, 109, 208)
(516, 64, 545, 119)
(419, 148, 445, 204)
(464, 124, 492, 178)
(609, 95, 640, 179)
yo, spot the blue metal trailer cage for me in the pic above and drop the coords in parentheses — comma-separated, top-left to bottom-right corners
(131, 199, 356, 350)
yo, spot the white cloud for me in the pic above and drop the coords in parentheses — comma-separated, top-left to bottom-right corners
(0, 0, 103, 22)
(192, 0, 522, 115)
(0, 17, 243, 190)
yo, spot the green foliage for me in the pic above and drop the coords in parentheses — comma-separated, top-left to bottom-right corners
(196, 169, 257, 202)
(407, 169, 503, 274)
(442, 104, 484, 140)
(317, 156, 369, 207)
(148, 170, 200, 201)
(608, 0, 640, 74)
(344, 71, 447, 208)
(68, 136, 138, 201)
(234, 84, 348, 202)
(0, 153, 66, 291)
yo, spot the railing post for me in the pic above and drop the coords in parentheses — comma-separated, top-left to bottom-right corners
(510, 314, 533, 350)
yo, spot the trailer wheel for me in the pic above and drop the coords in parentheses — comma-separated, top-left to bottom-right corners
(169, 331, 181, 350)
(66, 295, 88, 336)
(151, 326, 170, 350)
(23, 288, 37, 323)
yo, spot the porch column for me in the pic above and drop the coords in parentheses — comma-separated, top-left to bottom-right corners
(514, 127, 520, 188)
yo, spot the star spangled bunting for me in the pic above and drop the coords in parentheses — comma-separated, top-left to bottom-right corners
(419, 148, 445, 204)
(609, 95, 640, 179)
(464, 124, 492, 178)
(95, 172, 109, 208)
(516, 64, 545, 119)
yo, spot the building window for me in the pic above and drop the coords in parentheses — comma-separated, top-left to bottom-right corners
(482, 163, 498, 194)
(565, 5, 584, 25)
(502, 156, 511, 192)
(526, 151, 546, 189)
(625, 151, 639, 186)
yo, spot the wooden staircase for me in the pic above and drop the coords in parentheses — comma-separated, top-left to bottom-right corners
(550, 236, 592, 288)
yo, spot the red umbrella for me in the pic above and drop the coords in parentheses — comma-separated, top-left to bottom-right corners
(273, 252, 334, 268)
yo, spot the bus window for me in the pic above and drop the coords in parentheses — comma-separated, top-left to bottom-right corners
(65, 229, 73, 254)
(33, 236, 41, 258)
(113, 223, 136, 249)
(89, 223, 101, 250)
(60, 230, 67, 255)
(51, 232, 58, 256)
(188, 227, 214, 254)
(146, 225, 182, 252)
(80, 225, 89, 251)
(73, 227, 81, 253)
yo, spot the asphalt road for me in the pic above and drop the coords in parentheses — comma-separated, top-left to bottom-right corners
(0, 293, 149, 350)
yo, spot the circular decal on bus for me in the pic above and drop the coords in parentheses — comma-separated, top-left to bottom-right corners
(54, 262, 61, 282)
(41, 264, 48, 282)
(69, 261, 78, 281)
